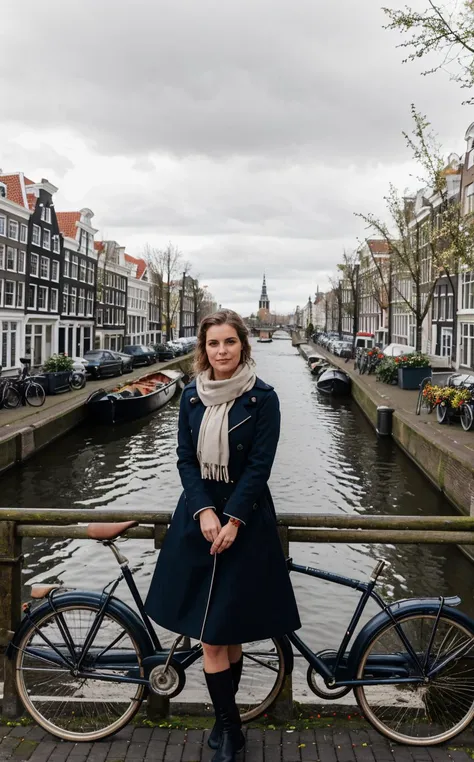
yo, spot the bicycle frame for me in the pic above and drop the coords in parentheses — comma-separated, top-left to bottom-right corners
(287, 560, 437, 688)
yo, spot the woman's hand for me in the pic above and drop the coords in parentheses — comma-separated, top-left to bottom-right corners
(211, 521, 239, 555)
(199, 508, 221, 543)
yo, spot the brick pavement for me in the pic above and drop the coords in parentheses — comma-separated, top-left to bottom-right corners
(0, 724, 472, 762)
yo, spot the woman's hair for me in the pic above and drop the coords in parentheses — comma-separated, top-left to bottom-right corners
(193, 309, 252, 374)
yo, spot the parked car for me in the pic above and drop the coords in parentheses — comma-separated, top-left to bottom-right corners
(335, 341, 353, 358)
(122, 345, 157, 367)
(154, 343, 175, 362)
(83, 351, 123, 379)
(168, 341, 184, 356)
(110, 352, 134, 373)
(382, 343, 416, 358)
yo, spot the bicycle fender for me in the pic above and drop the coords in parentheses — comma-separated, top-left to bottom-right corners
(276, 635, 294, 675)
(347, 598, 473, 679)
(6, 591, 155, 661)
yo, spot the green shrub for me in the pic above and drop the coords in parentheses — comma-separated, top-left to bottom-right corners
(42, 354, 74, 373)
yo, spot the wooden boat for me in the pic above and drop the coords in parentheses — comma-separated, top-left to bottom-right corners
(86, 370, 182, 424)
(310, 360, 330, 377)
(316, 368, 351, 396)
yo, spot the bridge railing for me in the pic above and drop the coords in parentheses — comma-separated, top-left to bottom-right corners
(1, 508, 473, 719)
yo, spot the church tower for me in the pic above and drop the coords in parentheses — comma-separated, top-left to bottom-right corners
(258, 274, 270, 322)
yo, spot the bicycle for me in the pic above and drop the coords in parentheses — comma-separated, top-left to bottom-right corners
(6, 521, 474, 746)
(415, 376, 435, 416)
(1, 358, 45, 409)
(69, 368, 87, 391)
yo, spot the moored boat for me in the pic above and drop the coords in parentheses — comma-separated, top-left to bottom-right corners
(310, 360, 330, 377)
(86, 369, 182, 424)
(257, 330, 273, 343)
(316, 368, 351, 396)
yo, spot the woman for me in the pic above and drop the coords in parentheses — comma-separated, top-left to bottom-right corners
(145, 309, 300, 762)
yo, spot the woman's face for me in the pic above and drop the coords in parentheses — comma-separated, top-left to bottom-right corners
(205, 324, 242, 380)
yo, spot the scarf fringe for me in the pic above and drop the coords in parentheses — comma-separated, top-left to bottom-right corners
(200, 462, 230, 483)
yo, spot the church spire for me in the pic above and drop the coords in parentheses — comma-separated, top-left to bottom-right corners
(259, 273, 270, 312)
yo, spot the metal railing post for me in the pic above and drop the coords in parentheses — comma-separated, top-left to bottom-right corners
(272, 526, 293, 721)
(0, 521, 22, 717)
(146, 524, 170, 720)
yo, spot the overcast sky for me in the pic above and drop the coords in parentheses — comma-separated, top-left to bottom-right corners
(1, 0, 471, 316)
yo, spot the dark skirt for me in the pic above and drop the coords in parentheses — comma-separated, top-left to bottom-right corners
(144, 489, 301, 644)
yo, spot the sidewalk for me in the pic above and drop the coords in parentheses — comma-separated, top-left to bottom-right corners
(1, 723, 472, 762)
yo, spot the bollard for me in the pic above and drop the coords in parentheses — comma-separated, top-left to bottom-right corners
(376, 405, 394, 437)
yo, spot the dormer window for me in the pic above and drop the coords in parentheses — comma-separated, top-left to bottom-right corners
(0, 183, 7, 199)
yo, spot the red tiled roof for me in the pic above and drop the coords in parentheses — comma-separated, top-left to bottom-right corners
(125, 253, 147, 280)
(367, 239, 390, 255)
(0, 174, 28, 208)
(94, 241, 104, 252)
(56, 212, 81, 240)
(26, 192, 37, 212)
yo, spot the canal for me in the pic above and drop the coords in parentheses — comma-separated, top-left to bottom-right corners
(2, 336, 473, 703)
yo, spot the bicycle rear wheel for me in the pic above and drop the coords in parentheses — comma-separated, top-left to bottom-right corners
(25, 381, 46, 407)
(355, 612, 474, 745)
(15, 603, 146, 741)
(3, 384, 21, 409)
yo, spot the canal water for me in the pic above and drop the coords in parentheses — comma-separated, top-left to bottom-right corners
(2, 336, 473, 702)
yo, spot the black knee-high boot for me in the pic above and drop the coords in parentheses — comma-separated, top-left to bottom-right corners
(205, 668, 245, 762)
(208, 656, 244, 750)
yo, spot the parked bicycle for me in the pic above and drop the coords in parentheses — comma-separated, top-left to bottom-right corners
(1, 357, 45, 409)
(6, 521, 474, 745)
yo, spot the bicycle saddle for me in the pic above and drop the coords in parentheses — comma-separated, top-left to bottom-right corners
(87, 521, 139, 541)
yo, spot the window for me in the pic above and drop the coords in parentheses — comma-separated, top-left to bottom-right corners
(96, 307, 103, 326)
(30, 253, 39, 277)
(32, 225, 41, 246)
(62, 284, 69, 314)
(50, 289, 58, 312)
(78, 288, 85, 315)
(465, 184, 474, 215)
(0, 245, 4, 269)
(432, 293, 439, 321)
(1, 321, 18, 370)
(4, 281, 15, 307)
(43, 229, 51, 250)
(51, 260, 59, 282)
(447, 293, 454, 320)
(18, 250, 26, 274)
(38, 286, 48, 311)
(460, 322, 474, 368)
(87, 262, 94, 285)
(20, 224, 28, 244)
(41, 206, 51, 224)
(0, 216, 5, 236)
(16, 282, 24, 308)
(52, 235, 60, 254)
(64, 251, 70, 278)
(79, 260, 86, 282)
(70, 287, 77, 314)
(40, 256, 50, 279)
(439, 289, 446, 321)
(461, 271, 474, 310)
(28, 284, 37, 309)
(6, 247, 16, 271)
(71, 255, 78, 279)
(86, 291, 94, 317)
(8, 220, 19, 240)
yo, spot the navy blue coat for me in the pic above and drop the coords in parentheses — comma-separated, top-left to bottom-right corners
(144, 376, 301, 645)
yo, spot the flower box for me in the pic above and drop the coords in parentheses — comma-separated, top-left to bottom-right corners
(398, 366, 432, 391)
(41, 371, 71, 395)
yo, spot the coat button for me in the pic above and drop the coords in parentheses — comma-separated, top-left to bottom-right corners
(250, 396, 257, 404)
(253, 503, 258, 510)
(237, 444, 244, 451)
(190, 396, 199, 404)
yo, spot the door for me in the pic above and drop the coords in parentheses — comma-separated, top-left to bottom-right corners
(441, 328, 453, 362)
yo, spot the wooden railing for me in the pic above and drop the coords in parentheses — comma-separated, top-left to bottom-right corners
(1, 508, 474, 719)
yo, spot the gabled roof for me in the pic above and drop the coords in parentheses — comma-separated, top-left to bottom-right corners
(56, 212, 81, 240)
(125, 253, 147, 280)
(0, 173, 29, 208)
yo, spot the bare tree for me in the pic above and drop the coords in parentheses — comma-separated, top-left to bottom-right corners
(338, 250, 360, 342)
(145, 243, 185, 341)
(328, 277, 343, 337)
(383, 1, 474, 101)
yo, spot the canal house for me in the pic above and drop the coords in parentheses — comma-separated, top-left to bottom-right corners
(56, 210, 98, 358)
(0, 173, 30, 372)
(94, 240, 128, 351)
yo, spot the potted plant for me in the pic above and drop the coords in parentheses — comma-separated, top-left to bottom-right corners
(41, 354, 74, 395)
(395, 353, 431, 390)
(375, 357, 399, 385)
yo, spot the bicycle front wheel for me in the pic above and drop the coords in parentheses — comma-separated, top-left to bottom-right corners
(15, 603, 146, 741)
(355, 612, 474, 745)
(460, 403, 474, 432)
(3, 385, 21, 409)
(25, 381, 46, 407)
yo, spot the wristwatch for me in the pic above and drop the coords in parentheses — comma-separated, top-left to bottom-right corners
(228, 517, 241, 528)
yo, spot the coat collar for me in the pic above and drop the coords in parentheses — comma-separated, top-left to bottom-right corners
(185, 376, 272, 394)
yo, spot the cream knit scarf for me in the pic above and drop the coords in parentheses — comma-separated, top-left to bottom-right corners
(195, 363, 256, 481)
